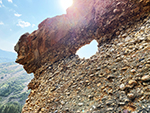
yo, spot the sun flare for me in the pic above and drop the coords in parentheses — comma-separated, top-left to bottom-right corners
(60, 0, 73, 10)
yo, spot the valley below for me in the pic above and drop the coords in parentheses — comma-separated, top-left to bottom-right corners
(0, 62, 33, 113)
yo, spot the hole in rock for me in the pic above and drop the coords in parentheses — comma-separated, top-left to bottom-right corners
(76, 39, 98, 59)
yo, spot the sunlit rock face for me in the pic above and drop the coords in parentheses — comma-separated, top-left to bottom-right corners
(15, 0, 150, 74)
(14, 0, 150, 113)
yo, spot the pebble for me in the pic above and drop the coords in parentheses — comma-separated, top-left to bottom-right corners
(116, 31, 120, 35)
(41, 108, 45, 112)
(128, 80, 137, 85)
(123, 109, 129, 113)
(120, 84, 125, 90)
(97, 83, 101, 87)
(54, 110, 58, 113)
(122, 66, 128, 71)
(78, 103, 84, 107)
(146, 36, 150, 41)
(106, 100, 114, 105)
(127, 93, 135, 99)
(123, 98, 130, 103)
(122, 33, 128, 38)
(118, 102, 126, 106)
(141, 75, 150, 82)
(107, 74, 115, 80)
(145, 64, 150, 67)
(131, 69, 136, 73)
(77, 110, 80, 113)
(107, 107, 114, 111)
(60, 101, 65, 105)
(88, 95, 94, 99)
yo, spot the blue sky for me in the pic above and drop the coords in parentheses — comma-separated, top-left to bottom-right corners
(0, 0, 98, 58)
(0, 0, 67, 52)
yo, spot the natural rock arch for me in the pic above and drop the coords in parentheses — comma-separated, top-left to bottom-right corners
(15, 0, 150, 75)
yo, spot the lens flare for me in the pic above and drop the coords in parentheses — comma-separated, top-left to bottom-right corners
(60, 0, 73, 10)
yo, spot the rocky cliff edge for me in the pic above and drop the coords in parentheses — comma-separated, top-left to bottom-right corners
(15, 0, 150, 74)
(14, 0, 150, 112)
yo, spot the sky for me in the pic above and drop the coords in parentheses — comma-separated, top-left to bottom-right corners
(0, 0, 98, 59)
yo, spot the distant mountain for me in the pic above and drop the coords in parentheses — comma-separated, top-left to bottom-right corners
(0, 49, 17, 63)
(0, 62, 33, 113)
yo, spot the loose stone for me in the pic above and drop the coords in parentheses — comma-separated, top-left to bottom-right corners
(141, 75, 150, 82)
(106, 100, 114, 105)
(127, 93, 135, 99)
(88, 95, 94, 100)
(97, 83, 101, 87)
(145, 64, 150, 67)
(41, 108, 45, 112)
(77, 110, 80, 113)
(107, 74, 115, 80)
(131, 69, 136, 73)
(122, 66, 128, 71)
(60, 101, 65, 105)
(123, 109, 129, 113)
(78, 103, 84, 107)
(107, 107, 114, 111)
(118, 102, 126, 106)
(128, 80, 137, 85)
(120, 84, 125, 90)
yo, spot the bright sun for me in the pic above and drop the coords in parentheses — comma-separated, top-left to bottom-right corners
(60, 0, 73, 10)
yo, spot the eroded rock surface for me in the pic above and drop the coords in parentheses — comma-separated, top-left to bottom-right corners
(14, 0, 150, 112)
(23, 15, 150, 112)
(15, 0, 150, 74)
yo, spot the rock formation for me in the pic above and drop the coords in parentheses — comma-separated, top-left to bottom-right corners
(15, 0, 150, 74)
(14, 0, 150, 112)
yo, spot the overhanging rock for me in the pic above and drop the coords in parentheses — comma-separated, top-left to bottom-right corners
(15, 0, 150, 74)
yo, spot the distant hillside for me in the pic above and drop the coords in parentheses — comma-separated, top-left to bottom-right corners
(0, 49, 17, 63)
(0, 62, 33, 113)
